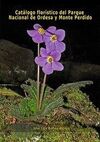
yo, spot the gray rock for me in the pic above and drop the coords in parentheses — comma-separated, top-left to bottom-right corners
(0, 39, 100, 86)
(48, 61, 100, 87)
(0, 39, 34, 84)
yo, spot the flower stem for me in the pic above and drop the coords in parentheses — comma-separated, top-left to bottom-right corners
(37, 43, 40, 110)
(39, 74, 47, 110)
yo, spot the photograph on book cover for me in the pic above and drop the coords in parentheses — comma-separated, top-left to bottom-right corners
(0, 0, 100, 141)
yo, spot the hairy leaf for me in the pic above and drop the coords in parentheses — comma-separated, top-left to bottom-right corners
(0, 87, 21, 97)
(21, 79, 37, 100)
(42, 97, 64, 116)
(54, 81, 93, 96)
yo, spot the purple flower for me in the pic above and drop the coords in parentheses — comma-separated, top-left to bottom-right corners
(35, 48, 64, 75)
(44, 26, 66, 53)
(27, 24, 46, 43)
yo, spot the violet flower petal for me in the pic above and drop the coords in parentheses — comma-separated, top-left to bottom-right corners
(47, 26, 57, 34)
(27, 30, 38, 37)
(55, 29, 65, 41)
(46, 42, 55, 52)
(45, 31, 52, 37)
(42, 63, 53, 75)
(43, 35, 51, 43)
(35, 57, 46, 67)
(50, 51, 61, 61)
(33, 24, 42, 30)
(55, 41, 66, 53)
(40, 48, 48, 57)
(32, 34, 43, 43)
(52, 62, 64, 71)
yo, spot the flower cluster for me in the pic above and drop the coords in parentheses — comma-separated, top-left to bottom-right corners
(27, 24, 66, 75)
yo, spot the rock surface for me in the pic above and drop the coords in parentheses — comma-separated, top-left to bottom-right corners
(0, 81, 100, 142)
(48, 61, 100, 88)
(0, 39, 34, 84)
(0, 39, 100, 86)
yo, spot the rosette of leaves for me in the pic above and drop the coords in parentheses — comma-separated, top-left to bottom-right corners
(10, 79, 64, 120)
(10, 78, 99, 124)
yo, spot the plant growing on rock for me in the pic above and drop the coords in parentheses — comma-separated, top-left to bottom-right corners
(27, 24, 66, 111)
(7, 24, 99, 132)
(0, 24, 100, 142)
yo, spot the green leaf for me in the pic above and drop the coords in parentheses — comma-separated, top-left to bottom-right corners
(42, 97, 64, 116)
(0, 87, 21, 97)
(11, 98, 36, 119)
(27, 99, 37, 113)
(44, 85, 53, 97)
(21, 79, 37, 100)
(54, 81, 93, 96)
(40, 81, 93, 116)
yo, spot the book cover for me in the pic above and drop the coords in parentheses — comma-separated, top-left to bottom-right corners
(0, 0, 100, 141)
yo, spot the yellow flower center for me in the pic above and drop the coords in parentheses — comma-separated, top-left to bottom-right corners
(47, 56, 54, 63)
(50, 34, 57, 42)
(38, 27, 45, 35)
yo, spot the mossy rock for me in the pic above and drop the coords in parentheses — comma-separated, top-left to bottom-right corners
(0, 123, 100, 142)
(0, 39, 34, 84)
(0, 81, 100, 141)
